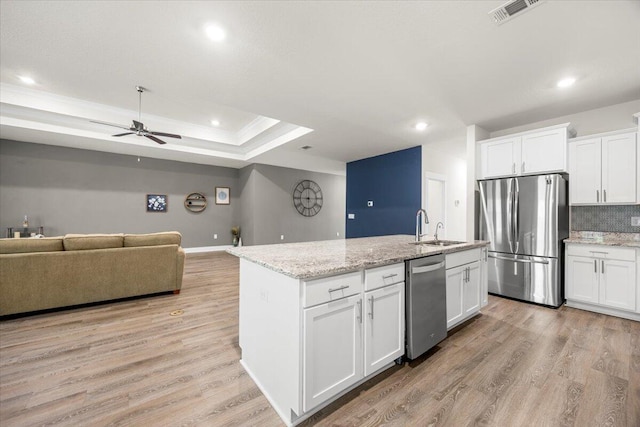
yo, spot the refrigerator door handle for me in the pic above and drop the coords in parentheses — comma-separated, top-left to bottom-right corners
(513, 178, 520, 254)
(488, 253, 550, 264)
(506, 178, 514, 253)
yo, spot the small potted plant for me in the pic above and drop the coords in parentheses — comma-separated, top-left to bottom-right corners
(231, 226, 241, 246)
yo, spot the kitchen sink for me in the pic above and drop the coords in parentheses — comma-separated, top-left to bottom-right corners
(411, 240, 466, 246)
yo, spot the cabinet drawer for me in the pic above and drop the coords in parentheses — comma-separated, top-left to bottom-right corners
(364, 263, 405, 291)
(303, 272, 363, 307)
(446, 248, 481, 270)
(566, 244, 636, 262)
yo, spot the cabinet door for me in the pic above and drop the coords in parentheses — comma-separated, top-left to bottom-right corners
(601, 132, 637, 204)
(480, 137, 521, 178)
(569, 138, 601, 204)
(364, 283, 404, 377)
(446, 266, 464, 329)
(600, 259, 636, 312)
(303, 294, 363, 412)
(463, 261, 481, 317)
(480, 248, 489, 308)
(521, 128, 566, 174)
(566, 256, 599, 304)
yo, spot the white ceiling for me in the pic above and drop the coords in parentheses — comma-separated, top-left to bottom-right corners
(1, 0, 639, 174)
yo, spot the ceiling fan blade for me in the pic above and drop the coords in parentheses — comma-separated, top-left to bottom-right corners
(112, 132, 135, 137)
(90, 120, 131, 131)
(149, 131, 182, 139)
(145, 134, 167, 145)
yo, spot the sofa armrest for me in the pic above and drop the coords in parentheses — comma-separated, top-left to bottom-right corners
(176, 247, 185, 290)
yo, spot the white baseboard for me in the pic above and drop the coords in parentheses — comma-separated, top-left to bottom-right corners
(184, 245, 233, 254)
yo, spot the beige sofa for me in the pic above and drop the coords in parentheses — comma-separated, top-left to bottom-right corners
(0, 232, 185, 316)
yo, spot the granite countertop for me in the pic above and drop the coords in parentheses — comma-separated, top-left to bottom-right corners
(564, 231, 640, 248)
(227, 235, 489, 279)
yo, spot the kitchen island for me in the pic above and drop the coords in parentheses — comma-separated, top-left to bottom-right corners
(227, 235, 488, 426)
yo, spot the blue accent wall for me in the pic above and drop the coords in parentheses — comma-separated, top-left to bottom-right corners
(346, 146, 421, 238)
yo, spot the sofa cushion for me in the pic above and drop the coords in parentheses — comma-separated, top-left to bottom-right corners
(124, 231, 182, 247)
(0, 237, 64, 254)
(63, 234, 124, 251)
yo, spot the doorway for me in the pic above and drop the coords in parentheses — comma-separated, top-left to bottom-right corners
(424, 173, 446, 238)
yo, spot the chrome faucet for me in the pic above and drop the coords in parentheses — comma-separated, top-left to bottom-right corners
(434, 222, 444, 241)
(415, 209, 430, 242)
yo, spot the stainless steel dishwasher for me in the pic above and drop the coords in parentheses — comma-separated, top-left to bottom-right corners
(405, 254, 447, 360)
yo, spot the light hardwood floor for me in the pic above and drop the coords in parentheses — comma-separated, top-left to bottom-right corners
(1, 252, 638, 426)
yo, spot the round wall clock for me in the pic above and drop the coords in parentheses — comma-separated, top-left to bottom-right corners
(293, 180, 323, 217)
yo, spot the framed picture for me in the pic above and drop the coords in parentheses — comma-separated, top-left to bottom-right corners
(147, 194, 168, 212)
(215, 187, 230, 205)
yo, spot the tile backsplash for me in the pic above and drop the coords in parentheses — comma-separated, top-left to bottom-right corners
(571, 205, 640, 233)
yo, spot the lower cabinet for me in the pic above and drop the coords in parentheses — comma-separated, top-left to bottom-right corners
(303, 294, 363, 412)
(445, 248, 483, 330)
(565, 243, 638, 320)
(303, 265, 405, 413)
(480, 247, 489, 307)
(364, 282, 404, 376)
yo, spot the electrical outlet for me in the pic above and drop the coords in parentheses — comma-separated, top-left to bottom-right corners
(348, 213, 355, 219)
(367, 200, 374, 207)
(280, 235, 284, 240)
(632, 217, 640, 226)
(213, 234, 218, 239)
(337, 232, 340, 237)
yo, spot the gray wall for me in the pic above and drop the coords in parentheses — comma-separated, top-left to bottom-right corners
(239, 164, 346, 245)
(0, 140, 239, 247)
(571, 205, 640, 233)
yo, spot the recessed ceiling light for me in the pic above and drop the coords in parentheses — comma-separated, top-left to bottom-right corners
(18, 75, 35, 85)
(205, 25, 226, 42)
(211, 119, 220, 126)
(415, 122, 429, 131)
(557, 77, 576, 88)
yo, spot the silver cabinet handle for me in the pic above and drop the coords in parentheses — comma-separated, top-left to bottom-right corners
(590, 251, 609, 255)
(357, 300, 362, 323)
(521, 161, 525, 173)
(596, 190, 599, 203)
(382, 273, 398, 280)
(328, 285, 349, 294)
(594, 259, 597, 273)
(601, 260, 605, 274)
(368, 296, 374, 319)
(603, 189, 607, 202)
(512, 163, 516, 174)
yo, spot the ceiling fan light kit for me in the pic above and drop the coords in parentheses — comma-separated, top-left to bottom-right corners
(91, 86, 182, 145)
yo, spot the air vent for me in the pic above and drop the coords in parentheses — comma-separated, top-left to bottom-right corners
(489, 0, 544, 25)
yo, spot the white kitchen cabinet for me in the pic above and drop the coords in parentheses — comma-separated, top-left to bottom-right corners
(569, 130, 637, 205)
(565, 244, 638, 321)
(480, 137, 521, 178)
(478, 124, 570, 179)
(363, 282, 404, 377)
(480, 246, 489, 307)
(445, 248, 483, 330)
(303, 294, 363, 412)
(303, 262, 405, 414)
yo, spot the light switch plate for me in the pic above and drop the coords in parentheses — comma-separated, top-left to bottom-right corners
(348, 213, 355, 219)
(632, 217, 640, 226)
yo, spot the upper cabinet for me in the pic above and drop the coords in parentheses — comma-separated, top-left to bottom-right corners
(478, 124, 572, 179)
(569, 130, 637, 205)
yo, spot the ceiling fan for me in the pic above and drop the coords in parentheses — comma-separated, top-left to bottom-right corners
(91, 86, 181, 145)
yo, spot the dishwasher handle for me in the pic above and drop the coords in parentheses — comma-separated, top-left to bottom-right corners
(411, 261, 445, 274)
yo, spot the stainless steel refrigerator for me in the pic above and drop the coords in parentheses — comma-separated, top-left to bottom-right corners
(478, 174, 569, 307)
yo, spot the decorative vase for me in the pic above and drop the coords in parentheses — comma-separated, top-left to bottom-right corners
(233, 236, 238, 247)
